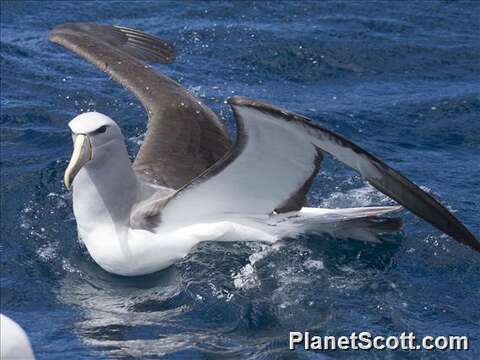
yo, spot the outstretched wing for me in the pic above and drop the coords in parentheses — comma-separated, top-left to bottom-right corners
(161, 96, 479, 252)
(49, 22, 231, 189)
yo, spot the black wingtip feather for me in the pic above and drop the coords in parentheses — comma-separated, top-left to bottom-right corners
(114, 25, 175, 63)
(49, 23, 175, 64)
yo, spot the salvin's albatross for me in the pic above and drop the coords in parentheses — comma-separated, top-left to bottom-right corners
(49, 23, 479, 276)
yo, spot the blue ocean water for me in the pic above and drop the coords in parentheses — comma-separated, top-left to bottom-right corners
(1, 0, 479, 359)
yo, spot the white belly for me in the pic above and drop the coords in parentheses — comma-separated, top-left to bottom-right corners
(81, 220, 276, 276)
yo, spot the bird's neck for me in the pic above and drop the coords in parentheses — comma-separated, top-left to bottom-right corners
(72, 140, 140, 239)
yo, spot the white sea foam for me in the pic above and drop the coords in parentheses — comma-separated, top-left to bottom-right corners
(321, 182, 393, 208)
(232, 243, 272, 290)
(188, 85, 205, 98)
(128, 133, 145, 146)
(303, 259, 325, 270)
(233, 263, 259, 290)
(209, 282, 234, 301)
(37, 242, 58, 261)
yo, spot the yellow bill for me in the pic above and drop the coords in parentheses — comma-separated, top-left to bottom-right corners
(64, 134, 92, 189)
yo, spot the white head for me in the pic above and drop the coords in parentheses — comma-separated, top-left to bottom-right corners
(64, 112, 141, 270)
(64, 112, 125, 188)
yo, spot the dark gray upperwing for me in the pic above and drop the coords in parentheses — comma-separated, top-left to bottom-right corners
(49, 23, 231, 189)
(227, 97, 479, 252)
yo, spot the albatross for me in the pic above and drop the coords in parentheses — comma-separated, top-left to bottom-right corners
(49, 23, 479, 276)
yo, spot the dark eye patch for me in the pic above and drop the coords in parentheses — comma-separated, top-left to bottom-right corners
(94, 125, 108, 134)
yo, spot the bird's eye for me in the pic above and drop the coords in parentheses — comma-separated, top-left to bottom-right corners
(94, 125, 108, 134)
